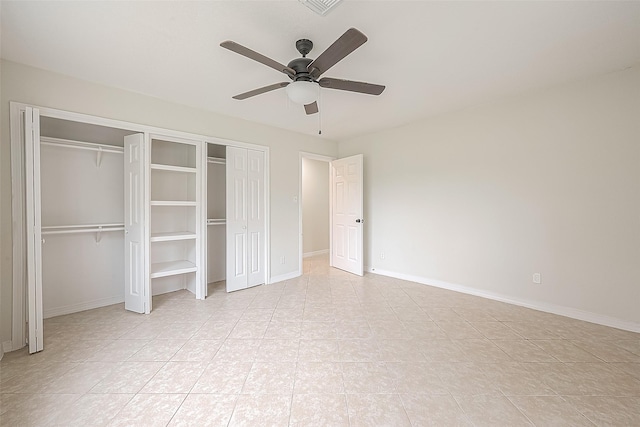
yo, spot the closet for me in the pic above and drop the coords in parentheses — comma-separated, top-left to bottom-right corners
(38, 117, 136, 318)
(15, 103, 268, 354)
(205, 143, 227, 291)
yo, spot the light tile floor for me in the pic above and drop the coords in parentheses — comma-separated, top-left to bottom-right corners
(1, 255, 639, 426)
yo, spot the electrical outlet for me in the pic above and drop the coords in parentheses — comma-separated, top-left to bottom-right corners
(380, 252, 385, 260)
(532, 273, 541, 284)
(280, 256, 286, 264)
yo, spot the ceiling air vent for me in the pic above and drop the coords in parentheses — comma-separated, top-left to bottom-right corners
(299, 0, 343, 16)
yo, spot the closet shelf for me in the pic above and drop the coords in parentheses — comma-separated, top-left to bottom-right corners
(151, 164, 197, 173)
(207, 219, 226, 226)
(40, 137, 124, 154)
(150, 260, 197, 279)
(150, 231, 197, 242)
(150, 200, 197, 207)
(207, 157, 226, 165)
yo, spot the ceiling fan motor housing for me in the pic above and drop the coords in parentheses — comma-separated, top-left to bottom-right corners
(287, 57, 314, 81)
(286, 39, 316, 82)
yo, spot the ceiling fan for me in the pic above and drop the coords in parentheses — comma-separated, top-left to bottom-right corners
(220, 28, 385, 115)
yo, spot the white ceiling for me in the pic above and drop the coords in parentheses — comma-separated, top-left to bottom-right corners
(2, 1, 640, 141)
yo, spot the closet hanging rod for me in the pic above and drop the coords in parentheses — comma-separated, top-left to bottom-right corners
(40, 137, 124, 154)
(42, 223, 125, 230)
(207, 219, 226, 226)
(207, 157, 226, 165)
(41, 227, 125, 236)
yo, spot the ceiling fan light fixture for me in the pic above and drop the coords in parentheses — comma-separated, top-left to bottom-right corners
(286, 81, 319, 105)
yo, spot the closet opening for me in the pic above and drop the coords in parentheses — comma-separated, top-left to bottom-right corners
(37, 116, 139, 346)
(205, 143, 226, 296)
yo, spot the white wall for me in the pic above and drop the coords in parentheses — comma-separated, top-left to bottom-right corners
(302, 158, 329, 256)
(0, 60, 338, 346)
(339, 65, 640, 330)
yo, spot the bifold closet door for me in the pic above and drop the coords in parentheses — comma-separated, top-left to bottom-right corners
(246, 149, 265, 287)
(226, 146, 265, 292)
(25, 106, 44, 353)
(124, 134, 146, 313)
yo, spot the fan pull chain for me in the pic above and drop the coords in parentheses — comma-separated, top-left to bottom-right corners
(318, 90, 322, 135)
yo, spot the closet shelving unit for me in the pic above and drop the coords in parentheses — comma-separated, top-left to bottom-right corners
(148, 136, 202, 292)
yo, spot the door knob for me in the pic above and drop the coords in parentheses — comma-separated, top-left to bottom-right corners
(356, 219, 363, 223)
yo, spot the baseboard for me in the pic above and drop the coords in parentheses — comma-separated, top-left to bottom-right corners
(303, 249, 329, 258)
(43, 296, 125, 319)
(2, 340, 14, 356)
(269, 270, 301, 284)
(366, 266, 640, 333)
(152, 283, 186, 297)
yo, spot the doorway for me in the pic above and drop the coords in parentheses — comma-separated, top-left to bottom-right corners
(299, 153, 333, 275)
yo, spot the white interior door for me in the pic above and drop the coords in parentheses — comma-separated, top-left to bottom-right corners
(25, 107, 44, 353)
(247, 149, 265, 287)
(124, 134, 146, 313)
(226, 146, 248, 292)
(330, 154, 364, 276)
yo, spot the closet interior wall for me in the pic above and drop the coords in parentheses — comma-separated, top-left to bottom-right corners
(206, 143, 226, 287)
(38, 117, 136, 318)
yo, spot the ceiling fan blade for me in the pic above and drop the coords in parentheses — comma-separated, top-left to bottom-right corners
(308, 28, 368, 79)
(221, 41, 295, 76)
(304, 102, 319, 115)
(318, 78, 385, 95)
(232, 82, 289, 100)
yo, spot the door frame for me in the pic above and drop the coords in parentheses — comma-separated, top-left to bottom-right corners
(298, 152, 335, 276)
(10, 102, 271, 351)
